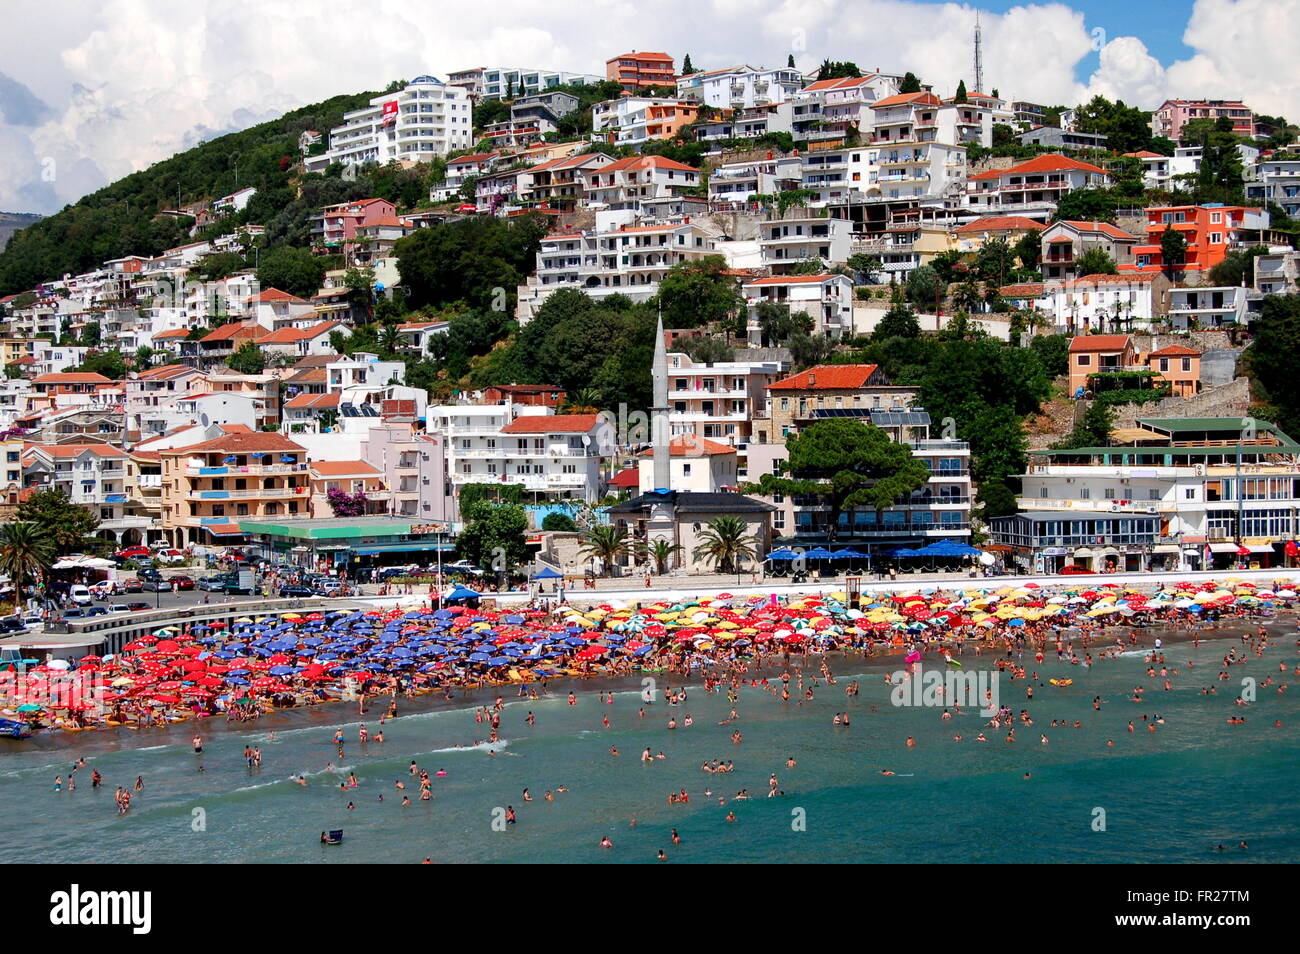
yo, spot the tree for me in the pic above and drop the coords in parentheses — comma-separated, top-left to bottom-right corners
(15, 489, 99, 555)
(745, 419, 930, 541)
(456, 501, 528, 573)
(395, 214, 547, 312)
(1209, 246, 1267, 287)
(846, 253, 882, 283)
(1160, 226, 1188, 276)
(681, 335, 734, 364)
(1072, 95, 1155, 154)
(954, 80, 968, 104)
(326, 487, 370, 517)
(789, 332, 836, 369)
(256, 246, 325, 298)
(787, 54, 796, 68)
(1055, 400, 1115, 449)
(654, 256, 743, 329)
(228, 341, 266, 374)
(1053, 189, 1117, 223)
(1012, 231, 1041, 272)
(952, 281, 983, 313)
(541, 512, 579, 533)
(754, 300, 813, 346)
(578, 524, 633, 576)
(1241, 294, 1300, 439)
(0, 522, 55, 606)
(1029, 334, 1070, 377)
(641, 537, 684, 574)
(905, 265, 944, 310)
(1075, 248, 1118, 276)
(682, 54, 698, 75)
(692, 516, 759, 573)
(899, 72, 922, 93)
(875, 302, 921, 340)
(192, 251, 247, 282)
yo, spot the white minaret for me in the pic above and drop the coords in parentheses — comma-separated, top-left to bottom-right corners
(650, 311, 671, 492)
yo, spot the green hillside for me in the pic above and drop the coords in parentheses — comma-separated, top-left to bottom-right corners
(0, 89, 382, 295)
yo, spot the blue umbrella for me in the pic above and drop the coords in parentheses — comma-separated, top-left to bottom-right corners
(531, 567, 563, 580)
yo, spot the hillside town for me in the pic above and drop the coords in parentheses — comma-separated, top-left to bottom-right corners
(1, 50, 1299, 600)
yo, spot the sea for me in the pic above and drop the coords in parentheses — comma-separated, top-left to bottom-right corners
(1, 630, 1296, 864)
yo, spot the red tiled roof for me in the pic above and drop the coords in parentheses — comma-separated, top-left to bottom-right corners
(1055, 220, 1139, 241)
(136, 363, 196, 380)
(970, 154, 1110, 181)
(500, 413, 599, 434)
(638, 436, 735, 457)
(1069, 335, 1132, 352)
(954, 215, 1046, 233)
(152, 328, 190, 339)
(998, 282, 1047, 297)
(163, 432, 306, 455)
(252, 288, 307, 304)
(31, 442, 128, 459)
(803, 76, 874, 92)
(768, 364, 879, 391)
(205, 522, 243, 536)
(310, 460, 380, 476)
(1066, 273, 1158, 288)
(598, 155, 698, 174)
(284, 392, 340, 409)
(33, 373, 113, 384)
(201, 320, 262, 343)
(872, 91, 941, 109)
(744, 273, 841, 286)
(1148, 344, 1201, 357)
(609, 467, 640, 488)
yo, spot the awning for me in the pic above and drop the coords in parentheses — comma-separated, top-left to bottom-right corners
(1072, 547, 1094, 557)
(1208, 542, 1239, 553)
(204, 523, 243, 537)
(1152, 544, 1180, 554)
(1247, 543, 1274, 553)
(104, 494, 127, 503)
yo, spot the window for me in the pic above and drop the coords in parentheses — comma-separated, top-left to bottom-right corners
(1077, 354, 1091, 366)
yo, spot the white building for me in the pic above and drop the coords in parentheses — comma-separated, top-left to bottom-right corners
(1167, 285, 1260, 329)
(758, 214, 853, 272)
(326, 353, 405, 393)
(1246, 157, 1300, 220)
(1254, 248, 1300, 295)
(663, 351, 786, 453)
(580, 155, 701, 209)
(707, 155, 803, 205)
(448, 66, 603, 102)
(591, 98, 697, 148)
(966, 154, 1112, 219)
(675, 65, 803, 109)
(304, 76, 473, 173)
(431, 151, 501, 202)
(743, 274, 854, 342)
(637, 436, 739, 493)
(516, 220, 720, 322)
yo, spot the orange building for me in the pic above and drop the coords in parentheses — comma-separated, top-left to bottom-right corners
(1067, 335, 1136, 397)
(1127, 205, 1270, 275)
(606, 51, 675, 92)
(1146, 344, 1201, 398)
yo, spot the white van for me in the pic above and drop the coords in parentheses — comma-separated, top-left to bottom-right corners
(68, 585, 93, 606)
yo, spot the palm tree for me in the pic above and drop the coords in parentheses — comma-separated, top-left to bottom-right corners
(692, 516, 759, 574)
(562, 387, 602, 413)
(578, 524, 632, 577)
(640, 537, 683, 575)
(0, 522, 55, 609)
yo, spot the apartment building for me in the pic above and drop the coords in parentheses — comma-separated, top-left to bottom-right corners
(303, 76, 473, 173)
(758, 214, 853, 273)
(308, 460, 387, 518)
(792, 74, 900, 141)
(707, 155, 803, 205)
(431, 151, 501, 202)
(360, 424, 449, 521)
(1151, 99, 1255, 142)
(765, 364, 919, 438)
(591, 98, 699, 148)
(606, 52, 675, 92)
(995, 417, 1297, 573)
(24, 443, 153, 545)
(674, 65, 802, 108)
(742, 274, 854, 342)
(1167, 285, 1260, 329)
(310, 198, 397, 250)
(159, 431, 310, 545)
(1127, 204, 1271, 276)
(966, 155, 1112, 219)
(1038, 220, 1140, 280)
(30, 372, 115, 410)
(662, 350, 786, 455)
(871, 91, 992, 150)
(1254, 248, 1300, 295)
(1246, 157, 1300, 220)
(580, 155, 700, 209)
(636, 436, 739, 493)
(523, 152, 613, 212)
(516, 220, 719, 322)
(953, 215, 1046, 253)
(691, 102, 795, 144)
(448, 66, 602, 101)
(124, 364, 208, 437)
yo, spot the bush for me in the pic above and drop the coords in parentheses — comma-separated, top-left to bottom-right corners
(541, 512, 579, 532)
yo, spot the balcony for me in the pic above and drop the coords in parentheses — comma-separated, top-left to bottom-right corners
(189, 487, 307, 500)
(182, 462, 306, 477)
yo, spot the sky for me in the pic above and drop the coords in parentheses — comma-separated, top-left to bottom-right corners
(0, 0, 1296, 215)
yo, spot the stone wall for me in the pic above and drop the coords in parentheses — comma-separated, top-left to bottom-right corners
(1110, 376, 1252, 428)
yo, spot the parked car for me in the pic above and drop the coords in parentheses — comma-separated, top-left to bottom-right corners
(223, 578, 256, 596)
(142, 578, 175, 593)
(125, 602, 151, 612)
(198, 576, 231, 592)
(85, 606, 109, 617)
(88, 580, 117, 598)
(108, 604, 131, 614)
(0, 616, 28, 634)
(377, 565, 412, 581)
(137, 567, 163, 582)
(314, 580, 343, 597)
(170, 575, 195, 591)
(115, 546, 151, 561)
(122, 578, 145, 593)
(154, 549, 186, 563)
(278, 584, 313, 598)
(21, 613, 43, 628)
(1059, 564, 1096, 575)
(68, 585, 93, 606)
(61, 608, 86, 620)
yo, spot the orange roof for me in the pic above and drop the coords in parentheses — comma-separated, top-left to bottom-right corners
(152, 328, 190, 340)
(598, 155, 698, 174)
(252, 288, 307, 304)
(769, 364, 879, 391)
(998, 283, 1046, 297)
(201, 320, 262, 343)
(284, 392, 340, 409)
(447, 152, 500, 166)
(33, 372, 112, 384)
(954, 216, 1046, 233)
(135, 363, 196, 380)
(638, 436, 735, 457)
(610, 50, 672, 62)
(970, 154, 1110, 181)
(500, 413, 599, 434)
(163, 432, 306, 455)
(1066, 273, 1158, 288)
(31, 442, 128, 459)
(803, 76, 874, 92)
(255, 322, 338, 345)
(1055, 220, 1139, 241)
(873, 91, 941, 109)
(1148, 344, 1201, 357)
(745, 273, 842, 287)
(1069, 335, 1132, 352)
(310, 460, 380, 476)
(1123, 151, 1165, 159)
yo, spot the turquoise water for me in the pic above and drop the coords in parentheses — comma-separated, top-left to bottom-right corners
(2, 633, 1297, 864)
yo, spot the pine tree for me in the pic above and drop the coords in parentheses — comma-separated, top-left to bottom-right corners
(682, 54, 695, 74)
(787, 54, 796, 68)
(900, 72, 921, 93)
(955, 80, 968, 103)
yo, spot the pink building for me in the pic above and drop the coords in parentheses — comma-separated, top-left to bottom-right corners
(1151, 99, 1255, 142)
(314, 198, 397, 249)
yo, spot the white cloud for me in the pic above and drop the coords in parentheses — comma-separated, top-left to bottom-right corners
(0, 0, 1294, 214)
